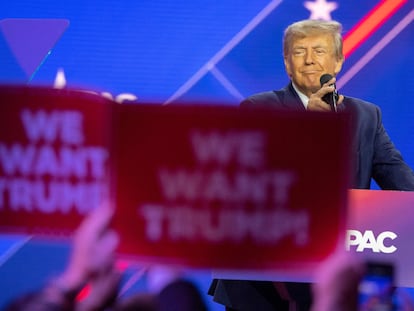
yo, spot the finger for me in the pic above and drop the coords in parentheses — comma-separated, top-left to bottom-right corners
(316, 84, 336, 98)
(308, 102, 331, 112)
(321, 77, 336, 87)
(77, 203, 115, 241)
(308, 95, 332, 112)
(336, 95, 344, 106)
(91, 230, 120, 273)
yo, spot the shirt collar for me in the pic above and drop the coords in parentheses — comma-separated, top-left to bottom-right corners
(291, 82, 309, 109)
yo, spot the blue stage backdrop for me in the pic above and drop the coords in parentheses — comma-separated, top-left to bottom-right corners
(0, 0, 413, 308)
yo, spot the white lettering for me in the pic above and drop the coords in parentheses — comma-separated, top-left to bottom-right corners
(0, 144, 35, 175)
(0, 177, 105, 215)
(158, 169, 296, 205)
(346, 229, 397, 253)
(190, 130, 265, 168)
(21, 109, 84, 144)
(139, 204, 166, 241)
(0, 144, 108, 178)
(346, 229, 362, 250)
(139, 204, 309, 245)
(377, 231, 397, 254)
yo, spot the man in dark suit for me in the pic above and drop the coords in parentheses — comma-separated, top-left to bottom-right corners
(209, 19, 414, 311)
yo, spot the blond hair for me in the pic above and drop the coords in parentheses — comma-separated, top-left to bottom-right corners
(283, 19, 344, 61)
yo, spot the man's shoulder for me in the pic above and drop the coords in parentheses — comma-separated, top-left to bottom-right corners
(241, 91, 282, 105)
(343, 96, 380, 114)
(240, 85, 292, 107)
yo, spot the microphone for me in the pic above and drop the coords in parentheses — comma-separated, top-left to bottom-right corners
(320, 73, 339, 112)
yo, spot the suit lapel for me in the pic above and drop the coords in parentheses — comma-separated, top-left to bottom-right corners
(281, 83, 307, 111)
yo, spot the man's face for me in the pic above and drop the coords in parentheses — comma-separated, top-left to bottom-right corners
(284, 33, 344, 97)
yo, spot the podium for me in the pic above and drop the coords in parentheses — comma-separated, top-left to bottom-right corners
(212, 189, 414, 287)
(347, 189, 414, 287)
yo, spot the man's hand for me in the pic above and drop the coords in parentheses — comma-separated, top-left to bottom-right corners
(57, 205, 120, 295)
(311, 251, 364, 311)
(308, 77, 344, 112)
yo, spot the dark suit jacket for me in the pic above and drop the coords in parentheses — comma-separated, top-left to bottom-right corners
(209, 83, 414, 311)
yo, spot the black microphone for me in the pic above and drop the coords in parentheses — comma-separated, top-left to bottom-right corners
(320, 73, 339, 112)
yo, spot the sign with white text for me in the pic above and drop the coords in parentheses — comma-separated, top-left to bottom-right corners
(0, 86, 352, 270)
(213, 189, 414, 286)
(346, 189, 414, 287)
(0, 86, 113, 235)
(112, 104, 352, 269)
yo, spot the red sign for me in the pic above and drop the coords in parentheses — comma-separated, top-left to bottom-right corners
(0, 86, 113, 236)
(0, 86, 352, 270)
(111, 104, 351, 269)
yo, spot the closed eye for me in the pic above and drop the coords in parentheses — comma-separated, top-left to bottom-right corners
(293, 49, 306, 56)
(314, 48, 327, 55)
